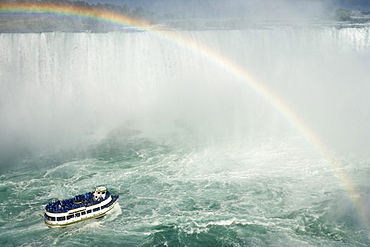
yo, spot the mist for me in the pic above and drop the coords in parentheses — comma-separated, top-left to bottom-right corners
(1, 25, 370, 172)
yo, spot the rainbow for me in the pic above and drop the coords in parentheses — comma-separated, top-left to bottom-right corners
(1, 2, 367, 233)
(0, 2, 151, 28)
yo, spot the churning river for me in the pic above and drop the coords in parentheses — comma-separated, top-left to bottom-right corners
(1, 23, 370, 246)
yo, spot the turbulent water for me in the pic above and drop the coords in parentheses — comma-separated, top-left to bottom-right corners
(1, 23, 370, 246)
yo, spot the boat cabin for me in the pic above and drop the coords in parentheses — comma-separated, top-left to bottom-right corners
(93, 186, 107, 201)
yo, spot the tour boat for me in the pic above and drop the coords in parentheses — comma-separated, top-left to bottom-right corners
(43, 187, 119, 228)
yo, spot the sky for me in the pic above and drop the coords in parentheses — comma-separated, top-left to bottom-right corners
(69, 0, 370, 18)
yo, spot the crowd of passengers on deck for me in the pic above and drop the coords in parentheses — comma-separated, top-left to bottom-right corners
(45, 191, 110, 213)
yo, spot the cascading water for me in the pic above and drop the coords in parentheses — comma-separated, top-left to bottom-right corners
(0, 25, 370, 246)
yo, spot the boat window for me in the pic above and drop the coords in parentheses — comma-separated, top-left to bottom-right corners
(44, 214, 51, 220)
(87, 209, 92, 214)
(75, 213, 80, 217)
(93, 207, 100, 212)
(81, 211, 86, 215)
(67, 215, 74, 220)
(50, 217, 56, 221)
(57, 216, 65, 221)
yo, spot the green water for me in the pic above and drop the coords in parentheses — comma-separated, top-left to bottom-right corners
(1, 136, 369, 246)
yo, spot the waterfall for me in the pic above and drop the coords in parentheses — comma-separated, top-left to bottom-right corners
(0, 26, 369, 161)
